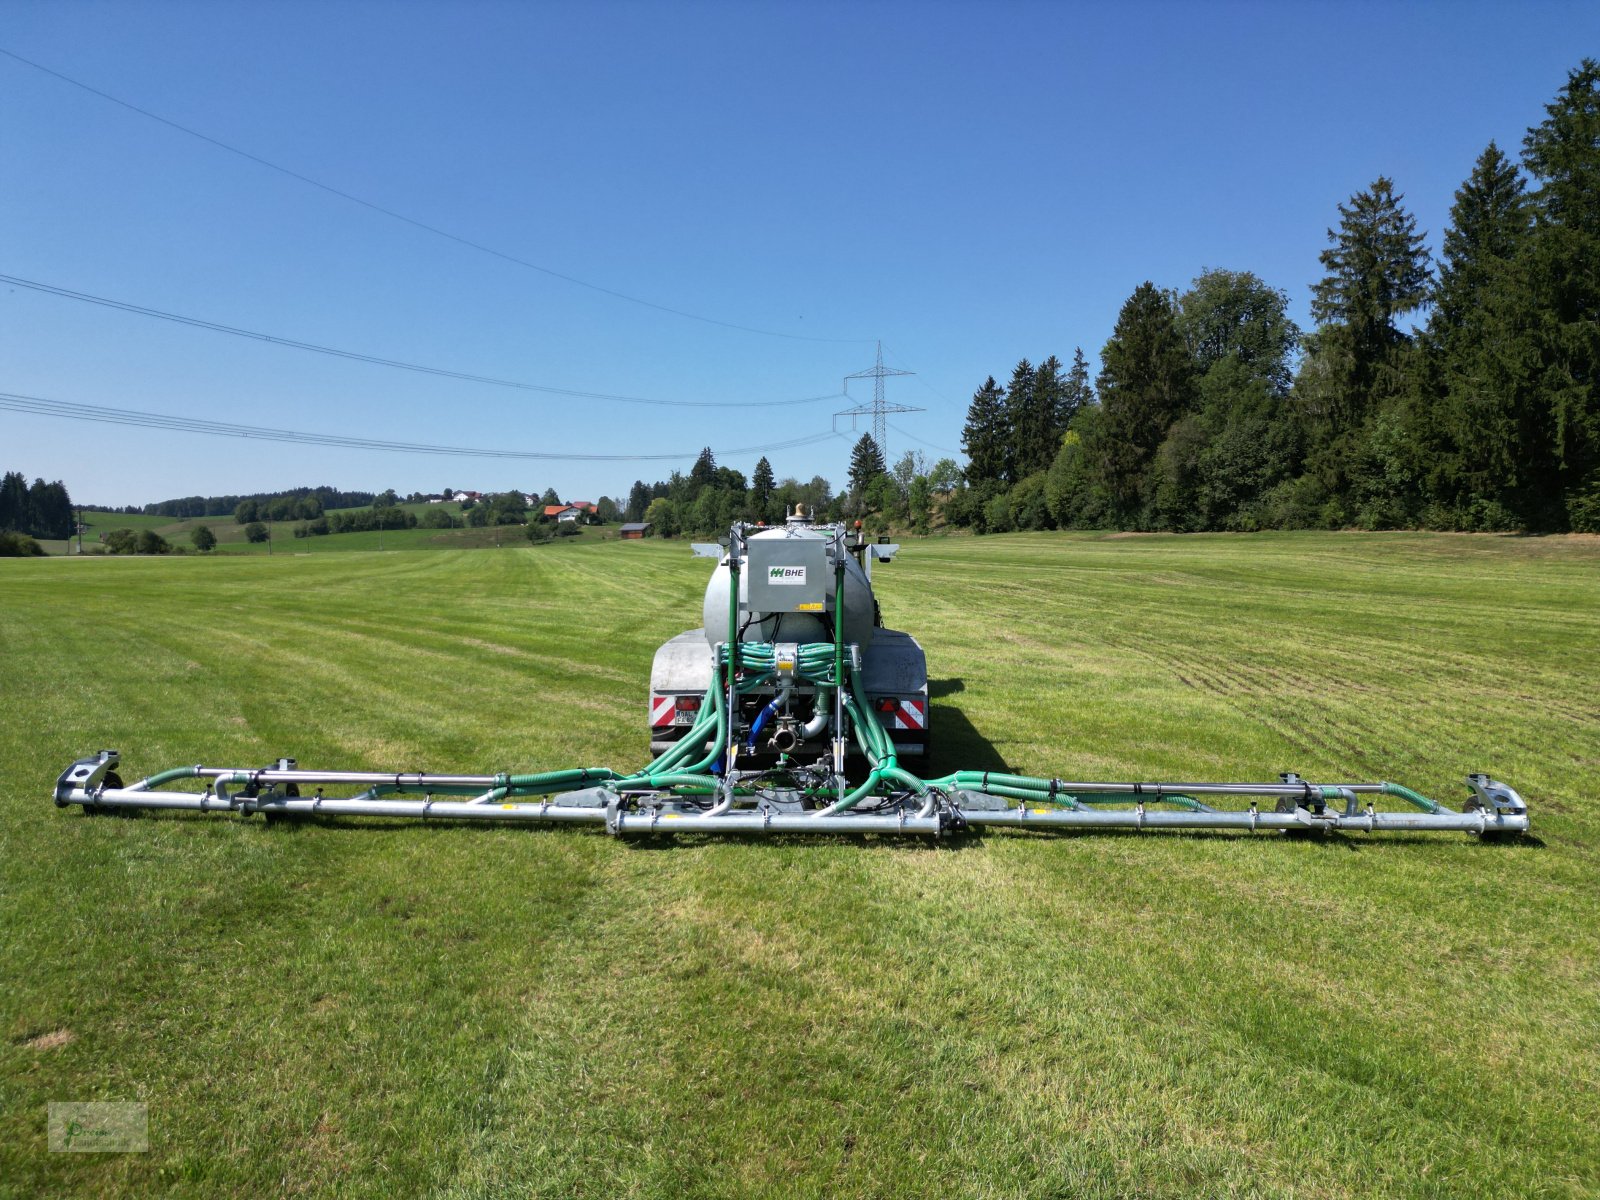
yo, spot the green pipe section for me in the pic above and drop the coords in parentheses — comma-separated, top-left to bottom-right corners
(506, 767, 618, 789)
(1381, 781, 1444, 814)
(143, 766, 201, 788)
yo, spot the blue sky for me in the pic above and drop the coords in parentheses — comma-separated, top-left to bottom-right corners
(4, 1, 1596, 507)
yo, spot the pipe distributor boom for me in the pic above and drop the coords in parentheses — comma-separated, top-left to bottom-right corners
(53, 517, 1532, 841)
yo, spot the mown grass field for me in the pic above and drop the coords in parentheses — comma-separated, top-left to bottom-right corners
(44, 505, 612, 556)
(2, 532, 1597, 1198)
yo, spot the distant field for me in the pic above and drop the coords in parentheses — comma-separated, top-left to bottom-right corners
(2, 532, 1597, 1197)
(48, 504, 611, 555)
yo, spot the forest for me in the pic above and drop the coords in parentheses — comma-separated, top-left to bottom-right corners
(948, 60, 1600, 535)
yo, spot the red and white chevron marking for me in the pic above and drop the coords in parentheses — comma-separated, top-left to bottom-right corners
(649, 695, 675, 728)
(887, 699, 927, 731)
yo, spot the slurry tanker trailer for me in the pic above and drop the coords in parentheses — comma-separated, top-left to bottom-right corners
(54, 507, 1531, 839)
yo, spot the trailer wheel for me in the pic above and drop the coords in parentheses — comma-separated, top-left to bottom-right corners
(84, 772, 135, 817)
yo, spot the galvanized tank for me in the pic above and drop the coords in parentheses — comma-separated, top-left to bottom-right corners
(701, 526, 876, 650)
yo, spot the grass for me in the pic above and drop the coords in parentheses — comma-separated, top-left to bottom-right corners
(47, 505, 613, 556)
(2, 531, 1597, 1198)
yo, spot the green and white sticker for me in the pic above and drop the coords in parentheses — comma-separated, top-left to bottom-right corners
(767, 566, 807, 585)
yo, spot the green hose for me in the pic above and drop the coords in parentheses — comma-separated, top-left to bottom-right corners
(1381, 781, 1444, 814)
(144, 766, 201, 788)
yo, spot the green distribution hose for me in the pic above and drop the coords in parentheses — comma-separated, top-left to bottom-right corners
(186, 615, 1458, 820)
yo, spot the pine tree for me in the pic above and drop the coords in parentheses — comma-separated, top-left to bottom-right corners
(1063, 348, 1095, 426)
(998, 359, 1035, 483)
(0, 471, 26, 532)
(625, 480, 651, 522)
(25, 479, 74, 539)
(848, 433, 887, 499)
(1092, 283, 1197, 521)
(1015, 356, 1065, 479)
(1519, 58, 1600, 526)
(1308, 177, 1431, 433)
(960, 376, 1008, 487)
(1431, 144, 1530, 345)
(689, 447, 717, 496)
(751, 456, 775, 518)
(1421, 143, 1531, 515)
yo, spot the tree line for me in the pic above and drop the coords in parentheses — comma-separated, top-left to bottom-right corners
(137, 485, 377, 520)
(945, 59, 1600, 535)
(0, 471, 75, 544)
(623, 451, 837, 537)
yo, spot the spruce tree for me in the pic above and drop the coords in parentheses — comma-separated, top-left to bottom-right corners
(1520, 58, 1600, 526)
(689, 447, 717, 496)
(848, 433, 887, 499)
(1063, 348, 1095, 426)
(1093, 283, 1196, 521)
(1016, 356, 1065, 479)
(625, 480, 651, 522)
(1421, 143, 1531, 515)
(0, 471, 26, 532)
(1000, 359, 1035, 483)
(1431, 144, 1530, 344)
(1308, 177, 1431, 432)
(751, 456, 776, 518)
(960, 376, 1008, 487)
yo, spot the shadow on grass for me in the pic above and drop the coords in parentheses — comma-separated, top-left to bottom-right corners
(928, 701, 1008, 776)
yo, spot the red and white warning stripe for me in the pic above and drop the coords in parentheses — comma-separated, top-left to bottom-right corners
(649, 695, 675, 728)
(887, 699, 927, 731)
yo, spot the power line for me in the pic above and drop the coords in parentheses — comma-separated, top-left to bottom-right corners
(880, 343, 966, 412)
(0, 272, 845, 410)
(0, 46, 870, 346)
(887, 421, 959, 457)
(0, 391, 846, 462)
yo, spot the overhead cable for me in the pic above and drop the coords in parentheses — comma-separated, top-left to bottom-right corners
(0, 46, 869, 345)
(0, 272, 844, 410)
(0, 391, 846, 462)
(887, 421, 959, 457)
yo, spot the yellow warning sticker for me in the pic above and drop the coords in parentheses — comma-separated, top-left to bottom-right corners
(797, 602, 824, 612)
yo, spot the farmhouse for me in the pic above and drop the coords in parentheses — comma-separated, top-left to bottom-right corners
(544, 505, 585, 523)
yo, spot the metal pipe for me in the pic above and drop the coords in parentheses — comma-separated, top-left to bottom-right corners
(962, 808, 1529, 834)
(187, 769, 519, 787)
(947, 778, 1395, 798)
(800, 689, 832, 740)
(613, 811, 941, 836)
(255, 797, 609, 823)
(65, 789, 239, 812)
